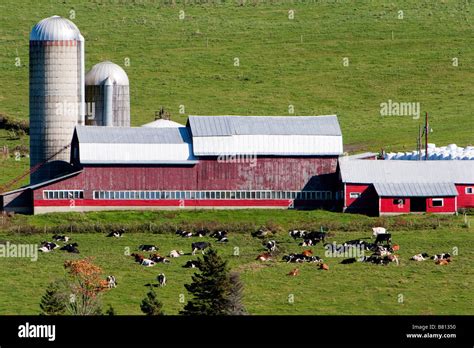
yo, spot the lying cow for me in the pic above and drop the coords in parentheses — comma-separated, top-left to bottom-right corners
(52, 234, 69, 242)
(411, 253, 429, 261)
(287, 268, 300, 276)
(139, 245, 158, 252)
(256, 252, 272, 261)
(183, 260, 200, 268)
(150, 254, 170, 264)
(169, 250, 184, 258)
(141, 258, 156, 267)
(60, 243, 79, 253)
(39, 242, 59, 253)
(176, 230, 193, 238)
(264, 240, 277, 253)
(431, 253, 451, 261)
(106, 275, 117, 288)
(157, 273, 166, 287)
(289, 230, 307, 239)
(253, 228, 271, 238)
(107, 230, 124, 238)
(192, 242, 210, 255)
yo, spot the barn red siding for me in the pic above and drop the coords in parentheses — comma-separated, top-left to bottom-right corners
(456, 184, 474, 208)
(344, 183, 378, 215)
(33, 157, 339, 204)
(426, 197, 456, 213)
(380, 197, 411, 213)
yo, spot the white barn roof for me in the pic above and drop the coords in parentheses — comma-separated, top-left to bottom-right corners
(188, 115, 343, 156)
(75, 126, 197, 164)
(340, 159, 474, 184)
(373, 182, 458, 197)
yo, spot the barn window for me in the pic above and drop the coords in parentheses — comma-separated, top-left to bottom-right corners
(350, 192, 361, 199)
(432, 198, 444, 207)
(119, 191, 125, 199)
(466, 187, 473, 194)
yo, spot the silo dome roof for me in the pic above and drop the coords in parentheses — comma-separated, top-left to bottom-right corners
(142, 119, 184, 128)
(85, 61, 129, 85)
(30, 15, 81, 41)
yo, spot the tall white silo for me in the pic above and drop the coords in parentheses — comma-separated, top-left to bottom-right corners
(85, 61, 130, 127)
(29, 15, 85, 184)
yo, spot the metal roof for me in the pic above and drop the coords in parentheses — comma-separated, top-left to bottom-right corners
(30, 15, 81, 41)
(344, 152, 379, 160)
(340, 159, 474, 184)
(374, 182, 458, 197)
(76, 126, 191, 144)
(75, 126, 197, 164)
(188, 115, 342, 136)
(85, 61, 129, 85)
(188, 115, 343, 156)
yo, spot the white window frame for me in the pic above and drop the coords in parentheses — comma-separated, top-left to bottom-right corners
(465, 187, 473, 194)
(432, 198, 444, 207)
(350, 192, 361, 199)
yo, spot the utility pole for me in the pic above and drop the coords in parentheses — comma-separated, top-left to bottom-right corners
(417, 124, 422, 161)
(425, 112, 429, 160)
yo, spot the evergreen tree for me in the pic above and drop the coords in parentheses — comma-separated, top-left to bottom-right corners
(140, 287, 164, 315)
(39, 282, 66, 315)
(226, 272, 248, 315)
(180, 248, 232, 315)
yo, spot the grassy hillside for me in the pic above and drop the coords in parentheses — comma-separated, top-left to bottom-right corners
(0, 226, 472, 315)
(0, 0, 473, 186)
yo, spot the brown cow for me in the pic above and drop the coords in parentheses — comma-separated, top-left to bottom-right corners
(256, 252, 272, 261)
(435, 258, 451, 265)
(319, 263, 329, 271)
(287, 268, 300, 276)
(302, 249, 313, 257)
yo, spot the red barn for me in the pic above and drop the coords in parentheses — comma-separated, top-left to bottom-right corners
(2, 115, 343, 214)
(339, 159, 474, 216)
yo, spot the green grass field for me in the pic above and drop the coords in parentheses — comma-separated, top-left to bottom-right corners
(0, 225, 472, 315)
(1, 0, 473, 187)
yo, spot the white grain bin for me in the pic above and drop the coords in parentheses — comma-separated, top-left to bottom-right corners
(85, 61, 130, 127)
(29, 15, 84, 184)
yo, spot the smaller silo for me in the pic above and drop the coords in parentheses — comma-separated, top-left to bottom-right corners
(85, 61, 130, 127)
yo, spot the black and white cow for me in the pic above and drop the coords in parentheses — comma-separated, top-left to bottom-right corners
(157, 273, 166, 287)
(411, 253, 430, 261)
(106, 275, 117, 288)
(183, 260, 200, 268)
(192, 242, 210, 255)
(107, 229, 124, 238)
(431, 253, 451, 261)
(39, 242, 59, 253)
(289, 230, 307, 239)
(264, 240, 277, 253)
(138, 245, 158, 252)
(60, 243, 80, 253)
(52, 234, 70, 243)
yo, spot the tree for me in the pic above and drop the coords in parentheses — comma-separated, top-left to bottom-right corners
(140, 287, 164, 315)
(39, 281, 66, 315)
(226, 272, 247, 315)
(180, 248, 232, 315)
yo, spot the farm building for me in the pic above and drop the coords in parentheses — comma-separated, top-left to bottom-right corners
(339, 159, 474, 216)
(1, 115, 343, 214)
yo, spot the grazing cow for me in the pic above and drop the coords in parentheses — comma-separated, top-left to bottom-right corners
(256, 252, 272, 261)
(39, 242, 59, 253)
(169, 250, 184, 258)
(157, 273, 166, 287)
(106, 276, 117, 288)
(150, 254, 170, 264)
(374, 233, 391, 245)
(411, 253, 429, 261)
(52, 234, 69, 242)
(139, 245, 158, 252)
(372, 227, 386, 237)
(264, 240, 277, 253)
(287, 268, 300, 276)
(302, 250, 313, 257)
(141, 259, 156, 267)
(431, 253, 451, 261)
(183, 260, 200, 268)
(60, 243, 80, 253)
(107, 229, 124, 238)
(192, 242, 210, 255)
(319, 263, 329, 271)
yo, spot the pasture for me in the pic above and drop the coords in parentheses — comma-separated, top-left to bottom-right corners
(0, 224, 472, 315)
(1, 0, 474, 187)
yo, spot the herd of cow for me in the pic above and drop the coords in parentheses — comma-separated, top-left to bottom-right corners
(36, 225, 453, 288)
